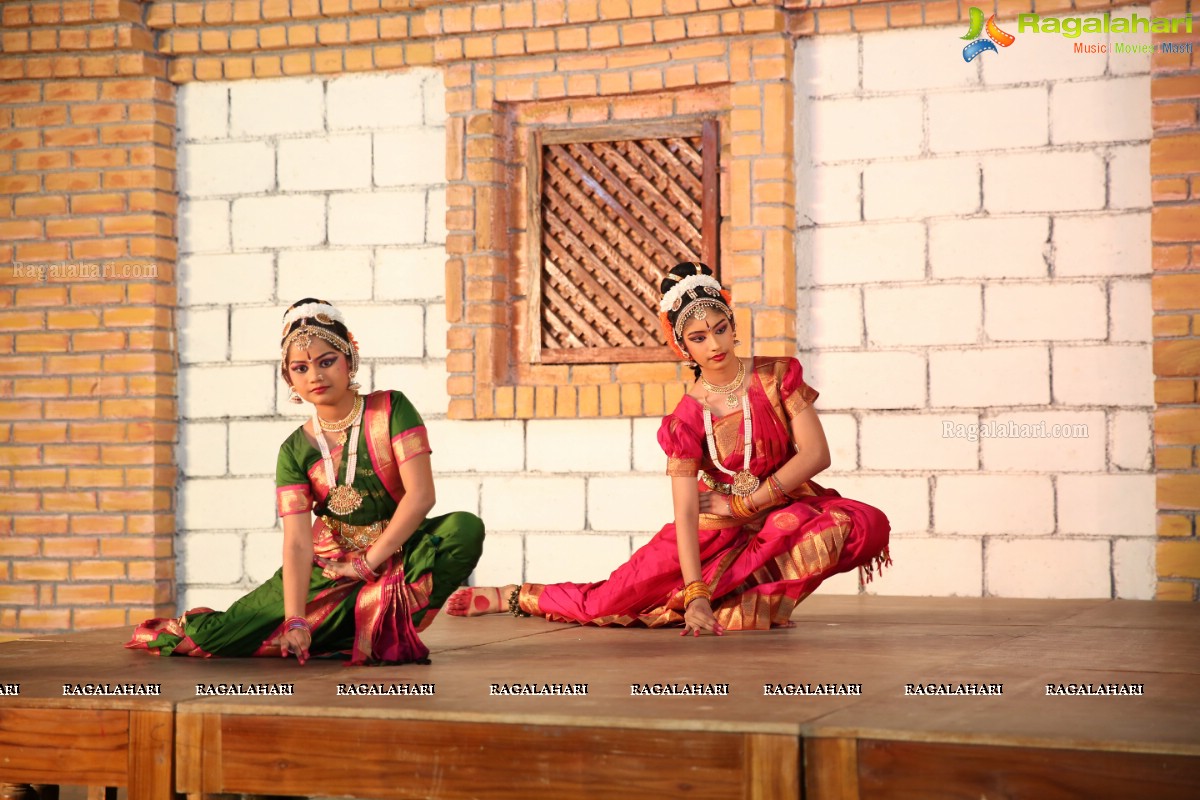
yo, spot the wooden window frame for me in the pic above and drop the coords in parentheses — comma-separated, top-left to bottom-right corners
(524, 118, 721, 365)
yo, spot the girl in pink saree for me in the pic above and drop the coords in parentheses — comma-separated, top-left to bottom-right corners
(448, 262, 891, 635)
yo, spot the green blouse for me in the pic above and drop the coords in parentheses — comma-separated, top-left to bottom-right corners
(274, 390, 430, 526)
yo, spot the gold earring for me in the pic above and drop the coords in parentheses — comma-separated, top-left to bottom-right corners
(288, 388, 303, 404)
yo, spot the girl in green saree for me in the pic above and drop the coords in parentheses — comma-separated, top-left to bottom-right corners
(127, 298, 484, 665)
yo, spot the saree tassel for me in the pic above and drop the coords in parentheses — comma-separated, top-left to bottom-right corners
(857, 546, 894, 587)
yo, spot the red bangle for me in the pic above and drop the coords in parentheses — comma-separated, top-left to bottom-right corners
(284, 616, 310, 633)
(352, 554, 379, 583)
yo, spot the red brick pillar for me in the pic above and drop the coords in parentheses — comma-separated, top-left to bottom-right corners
(0, 0, 178, 637)
(1150, 0, 1200, 599)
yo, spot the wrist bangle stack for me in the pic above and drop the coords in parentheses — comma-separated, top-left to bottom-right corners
(683, 580, 712, 608)
(352, 554, 379, 583)
(729, 492, 761, 519)
(284, 616, 310, 633)
(766, 475, 787, 506)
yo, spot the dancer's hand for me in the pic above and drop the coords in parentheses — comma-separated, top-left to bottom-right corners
(697, 491, 732, 516)
(316, 557, 356, 581)
(681, 598, 725, 637)
(280, 628, 311, 665)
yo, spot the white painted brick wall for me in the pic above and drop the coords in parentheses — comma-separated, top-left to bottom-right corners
(176, 70, 453, 604)
(375, 247, 448, 301)
(181, 253, 275, 305)
(980, 411, 1107, 472)
(1053, 345, 1154, 406)
(863, 157, 980, 220)
(424, 420, 525, 473)
(861, 413, 978, 471)
(470, 532, 523, 587)
(802, 351, 926, 410)
(180, 478, 276, 531)
(929, 217, 1049, 280)
(587, 476, 673, 532)
(278, 135, 373, 192)
(278, 250, 374, 302)
(430, 477, 480, 517)
(819, 475, 928, 535)
(1110, 410, 1152, 471)
(802, 287, 863, 349)
(178, 421, 227, 477)
(795, 10, 1152, 600)
(864, 285, 981, 346)
(178, 308, 228, 364)
(794, 33, 858, 97)
(1055, 212, 1150, 277)
(178, 199, 229, 254)
(177, 82, 228, 141)
(481, 477, 586, 531)
(820, 413, 857, 471)
(1113, 538, 1155, 600)
(928, 88, 1048, 153)
(527, 419, 631, 472)
(229, 78, 324, 137)
(525, 534, 632, 584)
(934, 475, 1055, 536)
(329, 190, 428, 246)
(986, 539, 1111, 599)
(179, 141, 275, 197)
(1058, 475, 1155, 537)
(1110, 280, 1152, 343)
(930, 347, 1050, 408)
(180, 365, 275, 419)
(232, 195, 327, 250)
(1109, 144, 1151, 208)
(1050, 77, 1152, 144)
(983, 151, 1106, 213)
(631, 417, 667, 474)
(861, 26, 979, 92)
(809, 97, 923, 163)
(985, 283, 1107, 341)
(228, 420, 305, 475)
(863, 537, 982, 597)
(803, 223, 926, 285)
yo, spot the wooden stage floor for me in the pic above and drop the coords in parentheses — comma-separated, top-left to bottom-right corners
(1, 596, 1198, 799)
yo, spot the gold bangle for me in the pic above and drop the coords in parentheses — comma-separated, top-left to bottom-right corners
(683, 580, 712, 608)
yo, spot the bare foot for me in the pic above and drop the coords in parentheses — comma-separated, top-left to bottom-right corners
(445, 584, 518, 617)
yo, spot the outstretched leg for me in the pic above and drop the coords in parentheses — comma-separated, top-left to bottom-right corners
(446, 584, 517, 616)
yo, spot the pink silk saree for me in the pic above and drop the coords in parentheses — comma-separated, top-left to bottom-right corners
(516, 357, 892, 631)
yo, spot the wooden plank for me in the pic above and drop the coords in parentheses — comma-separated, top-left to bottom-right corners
(744, 733, 800, 800)
(128, 709, 173, 800)
(592, 141, 701, 248)
(856, 739, 1200, 800)
(210, 716, 748, 799)
(541, 345, 677, 364)
(700, 119, 720, 270)
(543, 121, 705, 146)
(526, 127, 544, 365)
(174, 711, 204, 794)
(804, 737, 859, 800)
(0, 708, 127, 785)
(543, 238, 646, 341)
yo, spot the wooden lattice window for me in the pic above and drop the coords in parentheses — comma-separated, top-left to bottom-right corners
(527, 120, 719, 364)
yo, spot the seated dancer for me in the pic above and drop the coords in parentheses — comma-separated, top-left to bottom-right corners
(128, 298, 484, 664)
(447, 262, 890, 635)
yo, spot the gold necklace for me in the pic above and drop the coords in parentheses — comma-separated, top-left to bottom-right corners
(317, 395, 364, 447)
(699, 359, 745, 409)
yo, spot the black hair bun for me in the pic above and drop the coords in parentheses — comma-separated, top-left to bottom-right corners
(658, 261, 713, 296)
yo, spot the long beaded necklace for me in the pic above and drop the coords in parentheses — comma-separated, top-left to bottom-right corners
(699, 359, 746, 409)
(317, 394, 364, 447)
(702, 391, 760, 497)
(313, 398, 364, 516)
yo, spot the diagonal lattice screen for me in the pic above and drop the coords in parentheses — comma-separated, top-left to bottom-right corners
(537, 124, 718, 363)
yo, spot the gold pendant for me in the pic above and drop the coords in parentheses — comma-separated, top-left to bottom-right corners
(334, 430, 347, 447)
(725, 393, 739, 409)
(326, 484, 364, 516)
(732, 470, 760, 497)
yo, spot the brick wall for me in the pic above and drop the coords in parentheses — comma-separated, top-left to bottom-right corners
(2, 0, 1198, 636)
(1, 0, 177, 638)
(795, 9, 1159, 599)
(1150, 0, 1200, 600)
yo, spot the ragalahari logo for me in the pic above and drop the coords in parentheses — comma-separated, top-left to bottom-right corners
(961, 7, 1016, 62)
